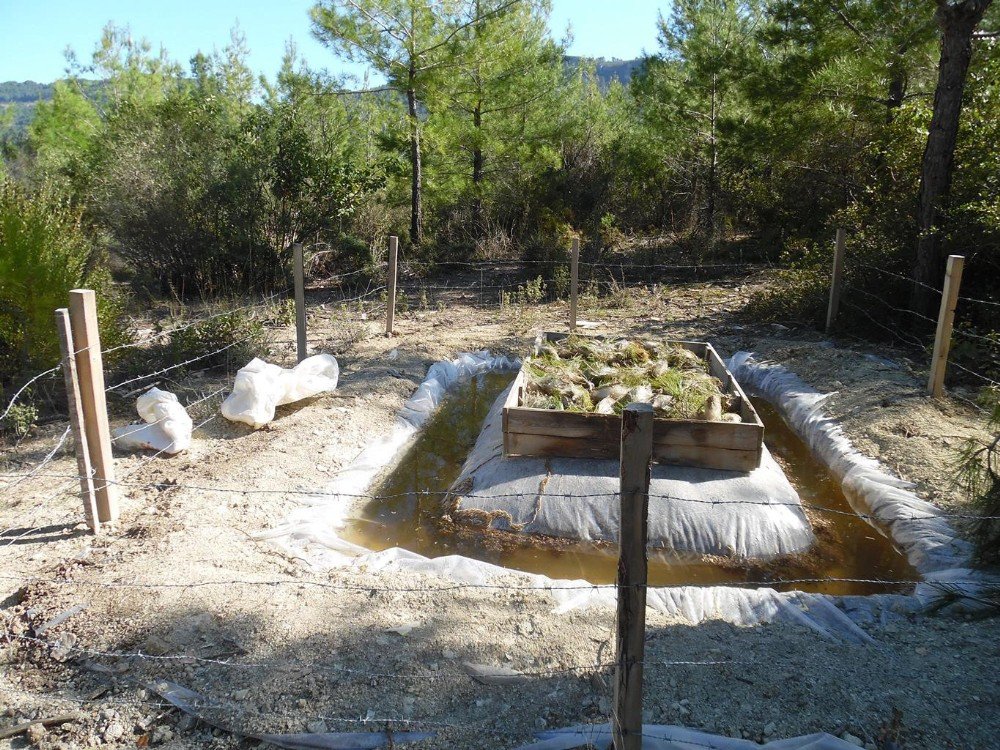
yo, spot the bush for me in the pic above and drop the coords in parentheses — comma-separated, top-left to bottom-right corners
(0, 180, 127, 383)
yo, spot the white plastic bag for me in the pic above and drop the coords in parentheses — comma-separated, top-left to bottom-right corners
(221, 354, 339, 429)
(112, 387, 193, 454)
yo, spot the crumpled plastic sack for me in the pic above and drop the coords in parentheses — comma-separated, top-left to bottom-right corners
(111, 387, 193, 454)
(221, 354, 339, 429)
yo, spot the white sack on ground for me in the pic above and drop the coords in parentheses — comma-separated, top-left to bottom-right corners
(112, 387, 192, 454)
(221, 354, 339, 429)
(447, 383, 814, 559)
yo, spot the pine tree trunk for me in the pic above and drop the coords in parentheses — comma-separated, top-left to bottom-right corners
(911, 0, 992, 314)
(407, 79, 423, 247)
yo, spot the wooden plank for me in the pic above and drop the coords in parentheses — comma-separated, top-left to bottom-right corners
(826, 228, 846, 333)
(927, 254, 964, 397)
(613, 403, 652, 750)
(504, 409, 761, 451)
(293, 242, 307, 362)
(505, 431, 760, 472)
(386, 235, 398, 336)
(68, 289, 118, 524)
(55, 308, 99, 533)
(569, 237, 579, 331)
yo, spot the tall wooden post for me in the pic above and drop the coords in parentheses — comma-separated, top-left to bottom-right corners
(68, 290, 118, 524)
(927, 255, 965, 397)
(825, 228, 846, 333)
(55, 308, 99, 533)
(570, 237, 580, 331)
(613, 403, 653, 750)
(386, 235, 398, 336)
(293, 243, 307, 362)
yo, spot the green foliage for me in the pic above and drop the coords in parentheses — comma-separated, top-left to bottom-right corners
(163, 308, 269, 373)
(954, 387, 1000, 563)
(1, 402, 39, 438)
(0, 179, 126, 379)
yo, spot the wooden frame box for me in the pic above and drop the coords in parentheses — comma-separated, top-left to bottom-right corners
(502, 332, 764, 472)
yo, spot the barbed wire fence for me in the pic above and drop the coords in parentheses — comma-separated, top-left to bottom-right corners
(1, 234, 998, 747)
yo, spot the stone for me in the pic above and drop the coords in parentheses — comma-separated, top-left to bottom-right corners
(25, 723, 47, 745)
(763, 722, 777, 737)
(103, 721, 125, 741)
(306, 721, 328, 734)
(841, 732, 864, 747)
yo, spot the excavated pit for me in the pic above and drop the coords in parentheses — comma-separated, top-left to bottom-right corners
(341, 372, 919, 596)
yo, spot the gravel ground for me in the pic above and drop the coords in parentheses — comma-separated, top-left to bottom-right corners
(2, 271, 997, 749)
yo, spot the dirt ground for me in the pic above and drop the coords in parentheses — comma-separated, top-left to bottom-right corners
(2, 271, 998, 750)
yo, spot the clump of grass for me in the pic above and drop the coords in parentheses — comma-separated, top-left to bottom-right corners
(523, 337, 738, 421)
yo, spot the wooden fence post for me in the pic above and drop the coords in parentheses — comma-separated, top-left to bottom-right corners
(68, 289, 118, 525)
(825, 227, 846, 333)
(570, 236, 579, 331)
(927, 254, 965, 397)
(293, 242, 307, 362)
(55, 308, 99, 533)
(613, 402, 653, 750)
(386, 235, 398, 336)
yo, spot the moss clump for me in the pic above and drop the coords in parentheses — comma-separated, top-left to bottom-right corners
(523, 337, 740, 421)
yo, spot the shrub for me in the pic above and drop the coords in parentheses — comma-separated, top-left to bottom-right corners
(955, 387, 1000, 564)
(0, 180, 128, 383)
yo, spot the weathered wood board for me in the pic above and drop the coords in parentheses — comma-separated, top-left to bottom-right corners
(502, 333, 764, 472)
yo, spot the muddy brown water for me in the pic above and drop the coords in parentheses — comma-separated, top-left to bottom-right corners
(342, 372, 919, 596)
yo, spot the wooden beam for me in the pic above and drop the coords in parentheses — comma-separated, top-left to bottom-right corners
(826, 227, 846, 333)
(386, 235, 398, 336)
(68, 290, 118, 524)
(927, 254, 965, 397)
(293, 243, 307, 362)
(613, 403, 652, 750)
(54, 308, 99, 533)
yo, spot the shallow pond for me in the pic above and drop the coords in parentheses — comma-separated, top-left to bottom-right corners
(342, 372, 919, 596)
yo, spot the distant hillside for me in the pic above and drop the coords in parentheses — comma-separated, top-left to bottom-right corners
(1, 59, 643, 137)
(0, 81, 55, 136)
(565, 56, 643, 89)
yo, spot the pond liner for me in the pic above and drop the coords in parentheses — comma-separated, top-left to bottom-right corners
(258, 349, 994, 643)
(445, 382, 813, 559)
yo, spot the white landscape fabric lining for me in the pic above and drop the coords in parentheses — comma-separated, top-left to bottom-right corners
(447, 382, 813, 559)
(261, 348, 985, 642)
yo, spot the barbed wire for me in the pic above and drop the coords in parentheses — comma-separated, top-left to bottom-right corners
(851, 264, 943, 295)
(0, 367, 60, 424)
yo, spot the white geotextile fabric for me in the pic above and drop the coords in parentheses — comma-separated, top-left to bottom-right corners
(111, 387, 193, 454)
(258, 352, 521, 555)
(728, 352, 1000, 613)
(448, 383, 813, 559)
(515, 724, 861, 750)
(260, 348, 994, 643)
(221, 354, 340, 428)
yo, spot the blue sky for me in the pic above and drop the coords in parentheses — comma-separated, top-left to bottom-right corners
(0, 0, 664, 83)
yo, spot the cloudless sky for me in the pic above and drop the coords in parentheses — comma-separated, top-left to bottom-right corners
(0, 0, 664, 83)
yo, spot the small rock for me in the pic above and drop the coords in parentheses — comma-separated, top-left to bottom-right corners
(442, 649, 458, 659)
(763, 722, 777, 737)
(26, 723, 47, 745)
(517, 620, 534, 635)
(104, 721, 125, 741)
(535, 717, 547, 730)
(841, 732, 864, 747)
(306, 720, 327, 734)
(233, 689, 249, 700)
(151, 726, 173, 743)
